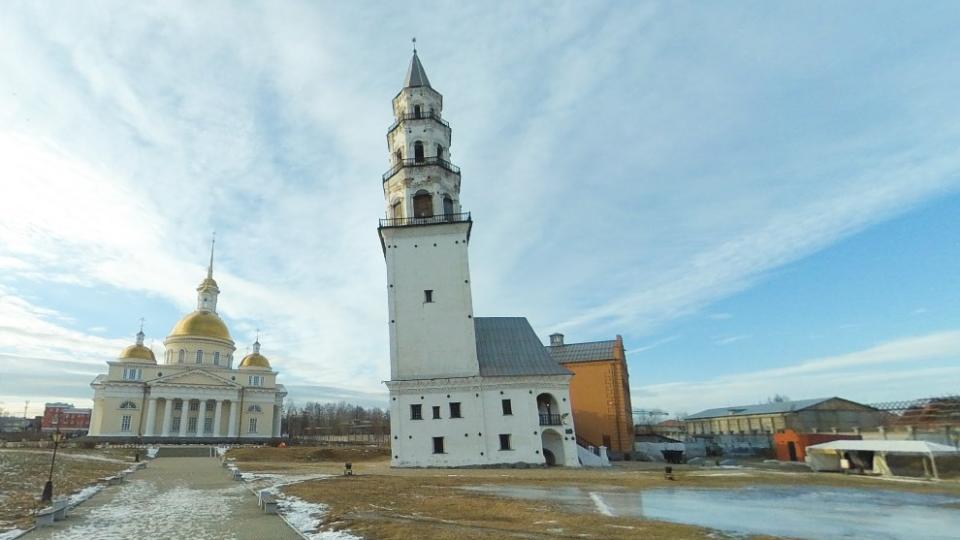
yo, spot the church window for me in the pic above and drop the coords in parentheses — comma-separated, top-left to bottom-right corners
(432, 436, 444, 454)
(249, 417, 258, 433)
(414, 141, 425, 163)
(121, 415, 131, 432)
(436, 144, 443, 159)
(204, 417, 213, 433)
(188, 416, 198, 432)
(119, 401, 137, 409)
(410, 404, 422, 420)
(413, 190, 433, 218)
(443, 195, 454, 216)
(178, 350, 185, 363)
(414, 104, 422, 118)
(501, 399, 512, 416)
(249, 375, 264, 387)
(189, 401, 199, 412)
(213, 351, 220, 366)
(196, 350, 203, 364)
(499, 434, 512, 451)
(248, 405, 262, 413)
(174, 401, 182, 411)
(424, 290, 433, 303)
(172, 417, 181, 431)
(432, 406, 440, 419)
(122, 368, 142, 381)
(449, 402, 462, 419)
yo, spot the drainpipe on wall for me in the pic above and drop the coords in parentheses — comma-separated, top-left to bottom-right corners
(137, 382, 148, 437)
(236, 387, 245, 443)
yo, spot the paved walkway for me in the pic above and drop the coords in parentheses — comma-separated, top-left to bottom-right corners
(25, 457, 301, 540)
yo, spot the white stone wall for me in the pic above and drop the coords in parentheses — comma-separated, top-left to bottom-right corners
(388, 376, 580, 467)
(382, 222, 478, 380)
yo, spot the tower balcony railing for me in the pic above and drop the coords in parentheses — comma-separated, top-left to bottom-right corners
(387, 111, 450, 136)
(379, 212, 471, 228)
(539, 414, 563, 426)
(382, 157, 461, 182)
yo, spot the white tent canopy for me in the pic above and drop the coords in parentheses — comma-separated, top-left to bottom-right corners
(806, 439, 959, 479)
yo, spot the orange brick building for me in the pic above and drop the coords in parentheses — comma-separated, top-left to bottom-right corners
(546, 334, 634, 458)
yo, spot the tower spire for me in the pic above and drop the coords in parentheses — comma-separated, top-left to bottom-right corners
(136, 318, 145, 346)
(404, 45, 431, 89)
(207, 232, 216, 279)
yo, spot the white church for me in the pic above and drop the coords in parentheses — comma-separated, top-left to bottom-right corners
(379, 49, 580, 467)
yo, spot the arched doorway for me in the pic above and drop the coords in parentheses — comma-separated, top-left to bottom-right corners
(541, 429, 564, 466)
(443, 195, 454, 216)
(413, 190, 433, 218)
(414, 141, 425, 163)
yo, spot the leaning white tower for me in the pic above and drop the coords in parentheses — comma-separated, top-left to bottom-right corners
(379, 48, 479, 381)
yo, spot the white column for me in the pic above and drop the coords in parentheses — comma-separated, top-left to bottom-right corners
(178, 400, 189, 437)
(161, 399, 174, 436)
(272, 404, 281, 438)
(196, 399, 207, 437)
(144, 398, 158, 437)
(213, 400, 223, 437)
(227, 399, 238, 437)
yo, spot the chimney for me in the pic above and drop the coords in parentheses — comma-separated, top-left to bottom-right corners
(549, 333, 564, 346)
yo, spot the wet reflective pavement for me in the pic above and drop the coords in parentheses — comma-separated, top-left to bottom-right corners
(464, 484, 960, 539)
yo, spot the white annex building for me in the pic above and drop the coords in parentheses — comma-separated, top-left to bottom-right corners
(88, 244, 286, 441)
(379, 49, 580, 467)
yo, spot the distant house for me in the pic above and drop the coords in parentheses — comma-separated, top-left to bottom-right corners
(546, 334, 634, 458)
(652, 419, 687, 441)
(42, 402, 92, 435)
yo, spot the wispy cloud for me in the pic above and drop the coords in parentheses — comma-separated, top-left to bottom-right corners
(714, 334, 751, 346)
(635, 330, 960, 414)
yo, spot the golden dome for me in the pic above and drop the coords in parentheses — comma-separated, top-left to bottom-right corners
(119, 344, 156, 363)
(239, 352, 271, 369)
(169, 310, 232, 341)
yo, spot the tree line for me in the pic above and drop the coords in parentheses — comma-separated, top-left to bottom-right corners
(283, 400, 390, 438)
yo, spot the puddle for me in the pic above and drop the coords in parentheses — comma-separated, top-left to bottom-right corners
(463, 484, 960, 539)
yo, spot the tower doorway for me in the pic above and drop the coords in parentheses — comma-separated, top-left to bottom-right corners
(413, 190, 433, 218)
(541, 429, 564, 466)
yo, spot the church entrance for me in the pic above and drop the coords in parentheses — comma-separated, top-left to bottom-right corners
(541, 429, 565, 467)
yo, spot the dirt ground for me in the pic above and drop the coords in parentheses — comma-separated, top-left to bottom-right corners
(229, 447, 960, 539)
(0, 448, 136, 533)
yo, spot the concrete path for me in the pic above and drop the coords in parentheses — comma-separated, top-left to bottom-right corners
(25, 457, 301, 540)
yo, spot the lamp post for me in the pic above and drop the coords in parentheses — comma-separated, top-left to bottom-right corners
(41, 425, 65, 503)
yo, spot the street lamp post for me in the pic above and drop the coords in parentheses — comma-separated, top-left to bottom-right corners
(41, 421, 65, 503)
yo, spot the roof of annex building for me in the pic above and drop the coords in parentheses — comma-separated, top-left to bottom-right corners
(685, 397, 846, 421)
(545, 339, 618, 364)
(474, 317, 572, 378)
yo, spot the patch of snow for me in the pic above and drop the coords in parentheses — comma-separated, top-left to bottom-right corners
(145, 447, 158, 459)
(0, 529, 26, 540)
(275, 494, 361, 540)
(215, 446, 228, 457)
(589, 492, 614, 517)
(67, 484, 104, 506)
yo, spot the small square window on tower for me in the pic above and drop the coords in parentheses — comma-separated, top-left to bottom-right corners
(411, 404, 423, 420)
(432, 436, 445, 454)
(501, 399, 512, 415)
(449, 402, 462, 418)
(432, 406, 441, 419)
(424, 290, 434, 303)
(499, 434, 511, 451)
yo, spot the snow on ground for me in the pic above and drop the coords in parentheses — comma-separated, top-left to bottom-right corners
(66, 485, 104, 507)
(0, 529, 25, 540)
(45, 480, 248, 540)
(240, 472, 358, 539)
(0, 450, 128, 464)
(274, 494, 361, 540)
(215, 447, 228, 457)
(145, 448, 158, 459)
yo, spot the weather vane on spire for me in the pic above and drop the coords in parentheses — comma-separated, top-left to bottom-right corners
(412, 37, 417, 54)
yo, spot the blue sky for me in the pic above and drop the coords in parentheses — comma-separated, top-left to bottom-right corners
(1, 2, 959, 417)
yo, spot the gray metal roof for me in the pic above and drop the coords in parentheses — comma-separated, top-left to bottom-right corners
(546, 340, 618, 364)
(404, 52, 431, 88)
(685, 398, 837, 420)
(474, 317, 572, 377)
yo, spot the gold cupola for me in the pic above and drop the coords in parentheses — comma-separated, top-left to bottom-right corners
(240, 338, 271, 369)
(165, 234, 235, 346)
(118, 327, 157, 363)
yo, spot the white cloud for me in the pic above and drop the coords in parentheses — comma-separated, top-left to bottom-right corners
(635, 331, 960, 414)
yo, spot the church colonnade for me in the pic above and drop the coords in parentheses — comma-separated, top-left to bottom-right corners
(138, 393, 281, 438)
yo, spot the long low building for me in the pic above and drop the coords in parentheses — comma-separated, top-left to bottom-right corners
(685, 397, 886, 437)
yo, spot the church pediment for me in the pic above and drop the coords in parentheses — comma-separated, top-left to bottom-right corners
(150, 369, 239, 388)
